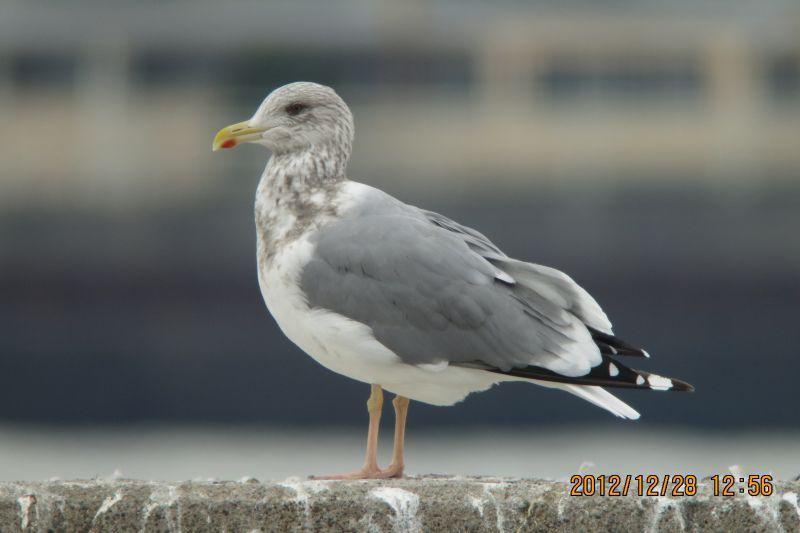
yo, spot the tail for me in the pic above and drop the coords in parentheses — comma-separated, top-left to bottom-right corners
(493, 354, 693, 392)
(561, 384, 641, 420)
(526, 378, 642, 419)
(465, 352, 693, 419)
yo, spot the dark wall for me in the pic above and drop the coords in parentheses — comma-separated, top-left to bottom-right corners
(1, 182, 798, 428)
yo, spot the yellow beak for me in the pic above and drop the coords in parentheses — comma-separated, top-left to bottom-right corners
(212, 121, 266, 151)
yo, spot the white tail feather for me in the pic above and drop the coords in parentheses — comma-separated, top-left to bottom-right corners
(526, 378, 641, 419)
(562, 384, 640, 419)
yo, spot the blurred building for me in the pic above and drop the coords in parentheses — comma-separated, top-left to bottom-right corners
(0, 1, 798, 428)
(1, 0, 798, 207)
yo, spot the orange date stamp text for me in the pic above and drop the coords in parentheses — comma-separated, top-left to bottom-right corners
(568, 474, 773, 497)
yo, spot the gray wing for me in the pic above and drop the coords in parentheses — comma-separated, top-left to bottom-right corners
(421, 209, 613, 335)
(421, 209, 506, 259)
(300, 209, 606, 377)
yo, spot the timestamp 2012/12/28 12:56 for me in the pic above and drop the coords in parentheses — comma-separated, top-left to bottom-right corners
(569, 474, 774, 497)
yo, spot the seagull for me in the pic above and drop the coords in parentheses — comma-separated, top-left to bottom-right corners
(212, 82, 693, 479)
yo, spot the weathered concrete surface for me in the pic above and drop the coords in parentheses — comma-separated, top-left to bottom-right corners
(0, 477, 798, 532)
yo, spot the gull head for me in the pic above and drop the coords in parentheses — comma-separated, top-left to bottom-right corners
(213, 82, 354, 156)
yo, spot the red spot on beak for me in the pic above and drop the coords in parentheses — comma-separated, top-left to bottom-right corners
(221, 139, 237, 149)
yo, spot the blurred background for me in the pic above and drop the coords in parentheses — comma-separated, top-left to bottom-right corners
(1, 0, 798, 481)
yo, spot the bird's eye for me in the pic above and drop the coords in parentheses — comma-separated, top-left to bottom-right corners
(285, 102, 308, 116)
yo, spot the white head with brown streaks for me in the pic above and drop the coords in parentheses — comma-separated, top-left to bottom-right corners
(213, 82, 354, 180)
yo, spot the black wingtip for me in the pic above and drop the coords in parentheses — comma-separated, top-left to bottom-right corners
(588, 327, 649, 358)
(669, 378, 695, 392)
(482, 356, 695, 393)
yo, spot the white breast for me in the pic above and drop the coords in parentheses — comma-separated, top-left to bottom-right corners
(255, 181, 504, 406)
(259, 231, 401, 376)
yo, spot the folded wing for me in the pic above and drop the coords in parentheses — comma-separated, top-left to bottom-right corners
(302, 209, 590, 377)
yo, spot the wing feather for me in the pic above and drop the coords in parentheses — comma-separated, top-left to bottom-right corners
(301, 207, 601, 377)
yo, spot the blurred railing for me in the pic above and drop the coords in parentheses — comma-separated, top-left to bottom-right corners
(0, 1, 798, 207)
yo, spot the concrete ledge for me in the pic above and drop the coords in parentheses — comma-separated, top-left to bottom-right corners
(1, 477, 798, 532)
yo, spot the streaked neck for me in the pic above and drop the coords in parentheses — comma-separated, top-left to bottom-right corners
(265, 144, 349, 189)
(254, 146, 348, 263)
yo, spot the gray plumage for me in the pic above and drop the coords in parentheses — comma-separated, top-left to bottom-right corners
(300, 187, 610, 378)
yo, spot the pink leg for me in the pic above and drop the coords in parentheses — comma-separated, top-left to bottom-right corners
(380, 395, 410, 478)
(310, 387, 411, 480)
(311, 384, 385, 479)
